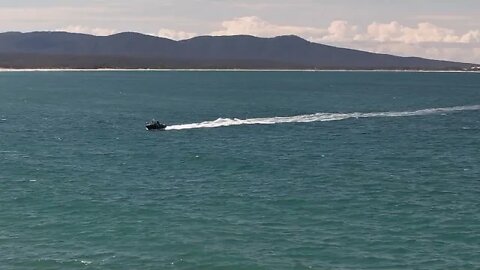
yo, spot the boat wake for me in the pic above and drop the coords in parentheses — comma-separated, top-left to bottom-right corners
(165, 105, 480, 131)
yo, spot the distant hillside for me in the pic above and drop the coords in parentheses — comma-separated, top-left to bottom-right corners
(0, 31, 477, 70)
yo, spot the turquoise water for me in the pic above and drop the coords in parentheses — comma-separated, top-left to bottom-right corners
(1, 71, 479, 269)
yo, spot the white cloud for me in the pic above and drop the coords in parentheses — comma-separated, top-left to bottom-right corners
(364, 21, 402, 42)
(362, 21, 477, 44)
(208, 17, 480, 63)
(156, 28, 197, 40)
(56, 25, 198, 40)
(318, 20, 358, 42)
(459, 30, 480, 43)
(57, 25, 117, 36)
(357, 21, 480, 46)
(210, 16, 326, 40)
(210, 17, 480, 44)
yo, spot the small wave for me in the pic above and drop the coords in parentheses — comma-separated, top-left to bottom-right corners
(165, 105, 480, 131)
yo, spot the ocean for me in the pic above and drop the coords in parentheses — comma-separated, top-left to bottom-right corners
(1, 71, 479, 269)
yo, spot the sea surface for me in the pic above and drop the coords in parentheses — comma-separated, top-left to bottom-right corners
(1, 71, 479, 269)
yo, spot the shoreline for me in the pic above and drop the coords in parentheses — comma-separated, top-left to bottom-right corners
(0, 68, 478, 73)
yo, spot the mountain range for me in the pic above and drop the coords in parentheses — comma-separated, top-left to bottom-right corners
(0, 31, 477, 70)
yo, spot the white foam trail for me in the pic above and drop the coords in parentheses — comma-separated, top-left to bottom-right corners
(165, 105, 480, 131)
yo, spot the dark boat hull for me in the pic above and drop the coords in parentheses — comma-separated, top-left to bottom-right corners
(146, 123, 167, 130)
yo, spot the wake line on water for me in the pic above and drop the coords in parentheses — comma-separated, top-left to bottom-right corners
(165, 105, 480, 131)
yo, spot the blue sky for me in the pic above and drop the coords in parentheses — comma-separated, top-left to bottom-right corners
(1, 0, 479, 63)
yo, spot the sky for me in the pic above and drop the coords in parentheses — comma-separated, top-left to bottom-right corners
(1, 0, 479, 63)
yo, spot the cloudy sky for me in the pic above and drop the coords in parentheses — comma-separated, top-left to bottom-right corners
(1, 0, 479, 63)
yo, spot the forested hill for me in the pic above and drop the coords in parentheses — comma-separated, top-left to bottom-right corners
(0, 31, 477, 70)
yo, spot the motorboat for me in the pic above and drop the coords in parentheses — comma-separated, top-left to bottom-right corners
(146, 120, 167, 130)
